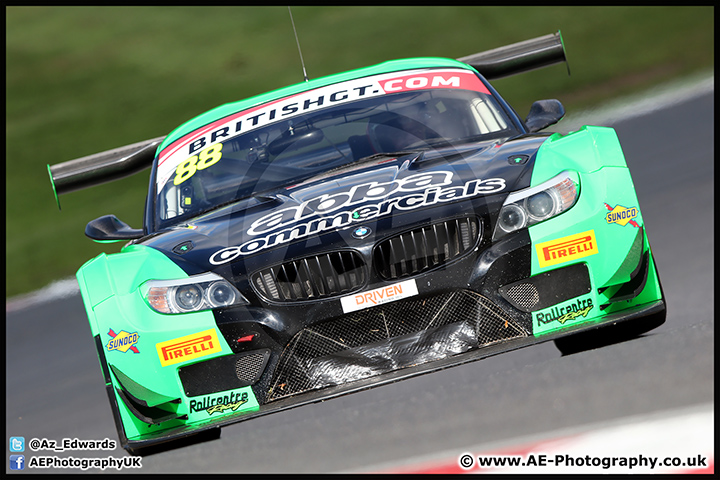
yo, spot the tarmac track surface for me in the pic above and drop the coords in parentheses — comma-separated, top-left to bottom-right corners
(5, 90, 713, 473)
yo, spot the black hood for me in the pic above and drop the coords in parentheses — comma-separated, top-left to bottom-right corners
(139, 134, 549, 277)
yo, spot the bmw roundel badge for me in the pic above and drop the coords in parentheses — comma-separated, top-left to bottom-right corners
(352, 226, 371, 239)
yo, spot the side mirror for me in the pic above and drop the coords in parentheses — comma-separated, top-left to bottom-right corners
(525, 99, 565, 132)
(85, 215, 144, 242)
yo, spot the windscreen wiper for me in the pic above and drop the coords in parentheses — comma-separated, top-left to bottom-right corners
(356, 151, 421, 162)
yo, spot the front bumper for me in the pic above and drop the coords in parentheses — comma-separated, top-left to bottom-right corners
(116, 296, 664, 455)
(96, 220, 663, 455)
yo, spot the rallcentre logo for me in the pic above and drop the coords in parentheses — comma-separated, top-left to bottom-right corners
(535, 297, 594, 326)
(534, 295, 596, 335)
(535, 230, 598, 268)
(189, 390, 250, 416)
(156, 329, 222, 367)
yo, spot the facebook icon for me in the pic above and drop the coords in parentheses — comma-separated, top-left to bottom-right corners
(9, 455, 25, 470)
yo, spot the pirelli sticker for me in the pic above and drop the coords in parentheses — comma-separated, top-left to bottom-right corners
(156, 328, 222, 367)
(536, 230, 598, 268)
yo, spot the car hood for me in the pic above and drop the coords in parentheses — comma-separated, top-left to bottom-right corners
(139, 134, 550, 277)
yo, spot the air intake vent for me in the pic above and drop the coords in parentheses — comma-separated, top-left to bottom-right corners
(252, 251, 365, 302)
(235, 351, 268, 383)
(374, 217, 480, 280)
(498, 263, 591, 312)
(268, 290, 525, 402)
(503, 283, 540, 311)
(178, 349, 271, 397)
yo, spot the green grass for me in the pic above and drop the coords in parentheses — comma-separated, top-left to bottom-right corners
(6, 6, 713, 298)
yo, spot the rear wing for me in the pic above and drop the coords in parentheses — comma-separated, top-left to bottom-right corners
(457, 31, 569, 79)
(47, 31, 568, 209)
(47, 136, 165, 209)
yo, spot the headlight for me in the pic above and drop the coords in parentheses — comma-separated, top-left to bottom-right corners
(497, 203, 527, 233)
(492, 171, 578, 240)
(142, 272, 248, 314)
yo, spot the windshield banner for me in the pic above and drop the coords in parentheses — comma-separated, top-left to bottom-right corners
(156, 68, 489, 188)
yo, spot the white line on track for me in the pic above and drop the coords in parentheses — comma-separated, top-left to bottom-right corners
(560, 69, 714, 131)
(5, 277, 80, 313)
(362, 402, 714, 474)
(5, 70, 713, 314)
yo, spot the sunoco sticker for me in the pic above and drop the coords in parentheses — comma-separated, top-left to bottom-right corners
(604, 203, 640, 227)
(106, 329, 139, 354)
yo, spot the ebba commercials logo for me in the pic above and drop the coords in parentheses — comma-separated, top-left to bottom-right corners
(535, 230, 598, 268)
(210, 170, 505, 264)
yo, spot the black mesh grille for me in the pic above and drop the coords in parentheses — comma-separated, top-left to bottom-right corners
(179, 349, 270, 397)
(503, 283, 540, 310)
(498, 263, 592, 313)
(374, 217, 480, 280)
(252, 251, 366, 302)
(235, 351, 268, 383)
(267, 290, 525, 401)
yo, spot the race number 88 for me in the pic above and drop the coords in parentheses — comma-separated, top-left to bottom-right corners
(174, 144, 224, 185)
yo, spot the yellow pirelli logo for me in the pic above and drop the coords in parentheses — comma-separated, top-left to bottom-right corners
(536, 230, 599, 268)
(156, 328, 222, 367)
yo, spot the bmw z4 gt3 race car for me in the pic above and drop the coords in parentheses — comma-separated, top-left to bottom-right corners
(48, 32, 665, 455)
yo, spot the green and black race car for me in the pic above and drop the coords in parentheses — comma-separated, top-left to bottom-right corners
(48, 32, 665, 455)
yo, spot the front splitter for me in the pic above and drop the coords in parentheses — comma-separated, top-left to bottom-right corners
(124, 299, 665, 455)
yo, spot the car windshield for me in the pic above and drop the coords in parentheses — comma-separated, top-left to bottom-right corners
(154, 73, 519, 227)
